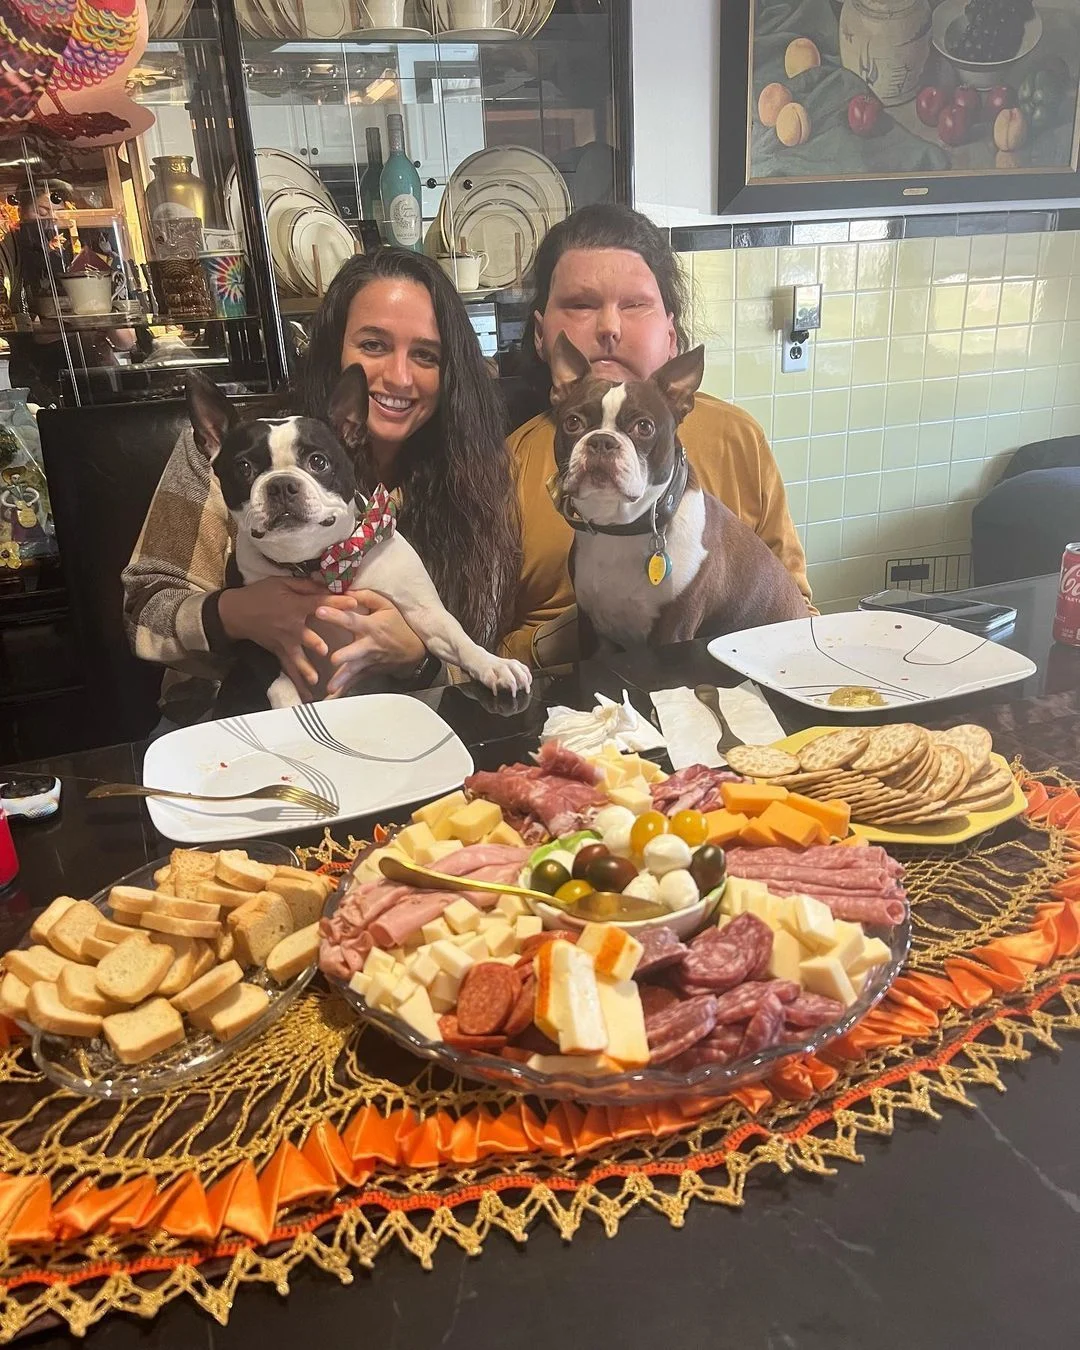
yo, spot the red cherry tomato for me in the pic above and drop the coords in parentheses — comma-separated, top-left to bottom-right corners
(916, 85, 949, 126)
(848, 92, 883, 137)
(938, 102, 972, 146)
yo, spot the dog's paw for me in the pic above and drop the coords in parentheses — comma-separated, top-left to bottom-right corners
(478, 657, 533, 698)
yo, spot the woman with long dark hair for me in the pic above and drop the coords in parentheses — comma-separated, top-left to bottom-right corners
(122, 248, 524, 723)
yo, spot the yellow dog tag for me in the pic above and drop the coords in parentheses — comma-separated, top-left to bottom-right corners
(647, 551, 671, 586)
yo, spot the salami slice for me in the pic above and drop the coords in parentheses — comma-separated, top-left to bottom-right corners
(647, 994, 717, 1065)
(635, 925, 688, 975)
(456, 962, 518, 1036)
(503, 973, 536, 1037)
(783, 993, 845, 1028)
(711, 978, 799, 1025)
(438, 1014, 508, 1053)
(681, 913, 773, 990)
(516, 929, 579, 965)
(638, 984, 681, 1018)
(738, 992, 784, 1056)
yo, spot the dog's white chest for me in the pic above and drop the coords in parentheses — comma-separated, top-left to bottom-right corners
(573, 489, 708, 646)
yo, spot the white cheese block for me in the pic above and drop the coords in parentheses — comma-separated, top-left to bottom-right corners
(394, 821, 437, 860)
(411, 789, 466, 832)
(595, 977, 649, 1067)
(429, 988, 455, 1013)
(515, 914, 543, 943)
(535, 939, 607, 1055)
(429, 969, 462, 1005)
(576, 923, 643, 981)
(606, 783, 653, 815)
(429, 939, 473, 981)
(396, 984, 441, 1041)
(787, 893, 837, 952)
(766, 928, 804, 984)
(495, 893, 529, 921)
(406, 949, 440, 988)
(483, 921, 516, 958)
(415, 838, 465, 866)
(799, 953, 857, 1006)
(847, 936, 891, 977)
(364, 970, 397, 1010)
(420, 917, 453, 945)
(459, 934, 489, 962)
(348, 971, 371, 998)
(742, 890, 781, 930)
(363, 947, 396, 978)
(446, 798, 502, 844)
(827, 920, 867, 971)
(390, 972, 420, 1007)
(486, 821, 525, 847)
(443, 898, 483, 934)
(722, 877, 769, 916)
(526, 1052, 623, 1076)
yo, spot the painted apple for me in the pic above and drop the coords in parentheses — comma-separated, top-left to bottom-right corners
(952, 86, 981, 119)
(848, 92, 883, 136)
(984, 85, 1017, 120)
(938, 103, 972, 146)
(916, 86, 949, 127)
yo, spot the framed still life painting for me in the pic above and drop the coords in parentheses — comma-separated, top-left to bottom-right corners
(718, 0, 1080, 214)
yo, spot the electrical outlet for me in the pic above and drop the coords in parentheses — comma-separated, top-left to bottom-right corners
(781, 339, 809, 374)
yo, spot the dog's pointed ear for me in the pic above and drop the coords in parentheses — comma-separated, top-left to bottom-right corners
(549, 332, 592, 403)
(328, 363, 369, 452)
(186, 372, 235, 462)
(653, 346, 705, 424)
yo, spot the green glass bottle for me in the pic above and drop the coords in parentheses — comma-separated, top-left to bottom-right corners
(359, 126, 385, 241)
(379, 113, 422, 252)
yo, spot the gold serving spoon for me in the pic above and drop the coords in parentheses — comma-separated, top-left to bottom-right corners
(377, 855, 668, 922)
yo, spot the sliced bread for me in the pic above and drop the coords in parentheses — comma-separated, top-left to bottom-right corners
(169, 849, 219, 900)
(189, 981, 269, 1040)
(263, 873, 327, 929)
(96, 917, 146, 944)
(29, 896, 76, 945)
(170, 959, 243, 1014)
(266, 923, 319, 984)
(102, 998, 185, 1064)
(57, 964, 123, 1017)
(230, 892, 293, 967)
(47, 901, 102, 961)
(214, 929, 235, 963)
(195, 880, 254, 910)
(272, 865, 335, 897)
(149, 894, 220, 922)
(107, 886, 158, 914)
(0, 971, 29, 1019)
(80, 934, 120, 962)
(215, 850, 275, 892)
(26, 981, 102, 1037)
(140, 911, 221, 940)
(192, 942, 216, 980)
(156, 945, 198, 998)
(5, 944, 74, 986)
(95, 935, 173, 1005)
(153, 864, 172, 888)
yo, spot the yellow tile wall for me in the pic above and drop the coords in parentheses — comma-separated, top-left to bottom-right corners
(680, 230, 1080, 611)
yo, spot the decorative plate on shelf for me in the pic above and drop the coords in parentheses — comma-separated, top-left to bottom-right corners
(226, 150, 336, 240)
(287, 207, 357, 293)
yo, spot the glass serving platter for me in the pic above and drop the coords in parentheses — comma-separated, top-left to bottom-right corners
(322, 853, 911, 1107)
(17, 841, 314, 1100)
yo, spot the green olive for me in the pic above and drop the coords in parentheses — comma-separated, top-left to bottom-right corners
(531, 858, 571, 896)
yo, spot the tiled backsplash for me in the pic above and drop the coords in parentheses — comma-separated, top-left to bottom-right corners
(679, 229, 1080, 612)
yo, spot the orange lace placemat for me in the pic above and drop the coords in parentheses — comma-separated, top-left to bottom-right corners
(0, 766, 1077, 1341)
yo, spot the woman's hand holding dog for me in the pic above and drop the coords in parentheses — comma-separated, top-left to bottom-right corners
(218, 577, 356, 695)
(316, 590, 427, 696)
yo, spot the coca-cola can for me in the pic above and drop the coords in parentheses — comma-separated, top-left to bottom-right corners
(1053, 543, 1080, 646)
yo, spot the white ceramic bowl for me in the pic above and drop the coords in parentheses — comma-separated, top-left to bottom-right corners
(528, 882, 726, 940)
(931, 0, 1043, 90)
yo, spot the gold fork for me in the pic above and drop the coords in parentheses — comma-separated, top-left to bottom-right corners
(87, 783, 337, 816)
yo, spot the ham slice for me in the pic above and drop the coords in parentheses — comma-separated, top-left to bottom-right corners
(368, 892, 456, 948)
(432, 844, 530, 877)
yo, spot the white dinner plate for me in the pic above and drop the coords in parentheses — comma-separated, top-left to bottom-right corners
(450, 193, 540, 287)
(707, 611, 1037, 713)
(439, 143, 569, 258)
(142, 694, 474, 843)
(288, 207, 357, 292)
(297, 0, 352, 37)
(265, 187, 331, 289)
(227, 149, 335, 238)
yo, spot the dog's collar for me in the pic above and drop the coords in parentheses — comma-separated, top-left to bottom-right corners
(547, 446, 688, 538)
(284, 484, 397, 590)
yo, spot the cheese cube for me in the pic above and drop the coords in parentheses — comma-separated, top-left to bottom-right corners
(459, 933, 489, 961)
(444, 898, 483, 934)
(363, 947, 396, 978)
(411, 789, 466, 832)
(743, 890, 781, 930)
(495, 893, 530, 921)
(390, 972, 420, 1007)
(483, 921, 517, 958)
(766, 928, 803, 984)
(396, 984, 441, 1041)
(358, 844, 408, 880)
(484, 955, 521, 967)
(420, 917, 452, 945)
(607, 783, 652, 815)
(347, 971, 371, 998)
(394, 821, 437, 860)
(722, 877, 769, 916)
(446, 798, 502, 844)
(526, 1052, 623, 1077)
(430, 940, 473, 981)
(429, 969, 462, 1006)
(486, 821, 525, 847)
(576, 923, 643, 981)
(429, 987, 455, 1014)
(515, 914, 543, 943)
(827, 920, 867, 971)
(415, 838, 465, 866)
(534, 939, 607, 1055)
(595, 977, 649, 1067)
(847, 936, 891, 977)
(598, 758, 631, 789)
(406, 949, 440, 988)
(783, 893, 836, 952)
(799, 953, 857, 1006)
(365, 970, 397, 1010)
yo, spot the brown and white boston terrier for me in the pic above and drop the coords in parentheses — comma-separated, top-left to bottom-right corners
(548, 333, 807, 648)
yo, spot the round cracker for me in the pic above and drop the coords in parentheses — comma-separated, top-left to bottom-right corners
(724, 744, 801, 778)
(932, 724, 993, 778)
(953, 761, 1012, 802)
(926, 745, 966, 802)
(851, 723, 923, 774)
(797, 729, 870, 773)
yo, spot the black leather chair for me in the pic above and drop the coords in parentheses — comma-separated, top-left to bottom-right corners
(971, 436, 1080, 586)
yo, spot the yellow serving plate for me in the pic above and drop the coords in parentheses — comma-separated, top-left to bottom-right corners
(770, 727, 1026, 847)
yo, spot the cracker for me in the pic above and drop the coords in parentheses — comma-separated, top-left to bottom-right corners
(932, 725, 993, 778)
(796, 729, 870, 773)
(725, 744, 801, 778)
(953, 783, 1016, 814)
(926, 745, 966, 803)
(850, 724, 923, 774)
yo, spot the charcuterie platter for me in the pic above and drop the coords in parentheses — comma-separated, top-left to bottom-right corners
(319, 744, 911, 1103)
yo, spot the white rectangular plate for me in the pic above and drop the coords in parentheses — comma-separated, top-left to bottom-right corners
(142, 694, 473, 843)
(707, 612, 1036, 713)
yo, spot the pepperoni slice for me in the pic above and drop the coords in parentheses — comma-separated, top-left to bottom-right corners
(438, 1014, 507, 1053)
(516, 929, 580, 965)
(456, 962, 518, 1036)
(503, 973, 536, 1038)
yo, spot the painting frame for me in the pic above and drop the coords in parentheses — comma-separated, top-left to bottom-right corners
(718, 0, 1080, 216)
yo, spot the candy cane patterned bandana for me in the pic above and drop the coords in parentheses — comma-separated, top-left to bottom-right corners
(318, 484, 397, 593)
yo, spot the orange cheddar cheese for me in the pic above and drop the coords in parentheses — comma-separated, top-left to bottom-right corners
(739, 818, 782, 847)
(786, 794, 851, 840)
(703, 809, 750, 845)
(719, 782, 789, 816)
(756, 800, 821, 849)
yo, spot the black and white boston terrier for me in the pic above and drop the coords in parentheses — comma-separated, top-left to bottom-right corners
(187, 365, 532, 708)
(548, 333, 807, 648)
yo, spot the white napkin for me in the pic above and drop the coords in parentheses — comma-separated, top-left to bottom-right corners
(650, 682, 785, 771)
(540, 690, 666, 756)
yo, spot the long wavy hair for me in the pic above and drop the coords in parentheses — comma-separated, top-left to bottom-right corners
(295, 249, 521, 648)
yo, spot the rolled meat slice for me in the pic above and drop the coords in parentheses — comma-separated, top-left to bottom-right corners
(367, 892, 456, 948)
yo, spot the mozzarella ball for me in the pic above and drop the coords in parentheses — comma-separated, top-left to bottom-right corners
(642, 833, 693, 878)
(605, 822, 633, 858)
(622, 871, 660, 904)
(592, 805, 636, 838)
(658, 869, 700, 911)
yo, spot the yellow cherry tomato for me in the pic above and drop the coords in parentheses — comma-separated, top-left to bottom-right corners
(670, 809, 708, 847)
(554, 878, 595, 905)
(629, 810, 668, 858)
